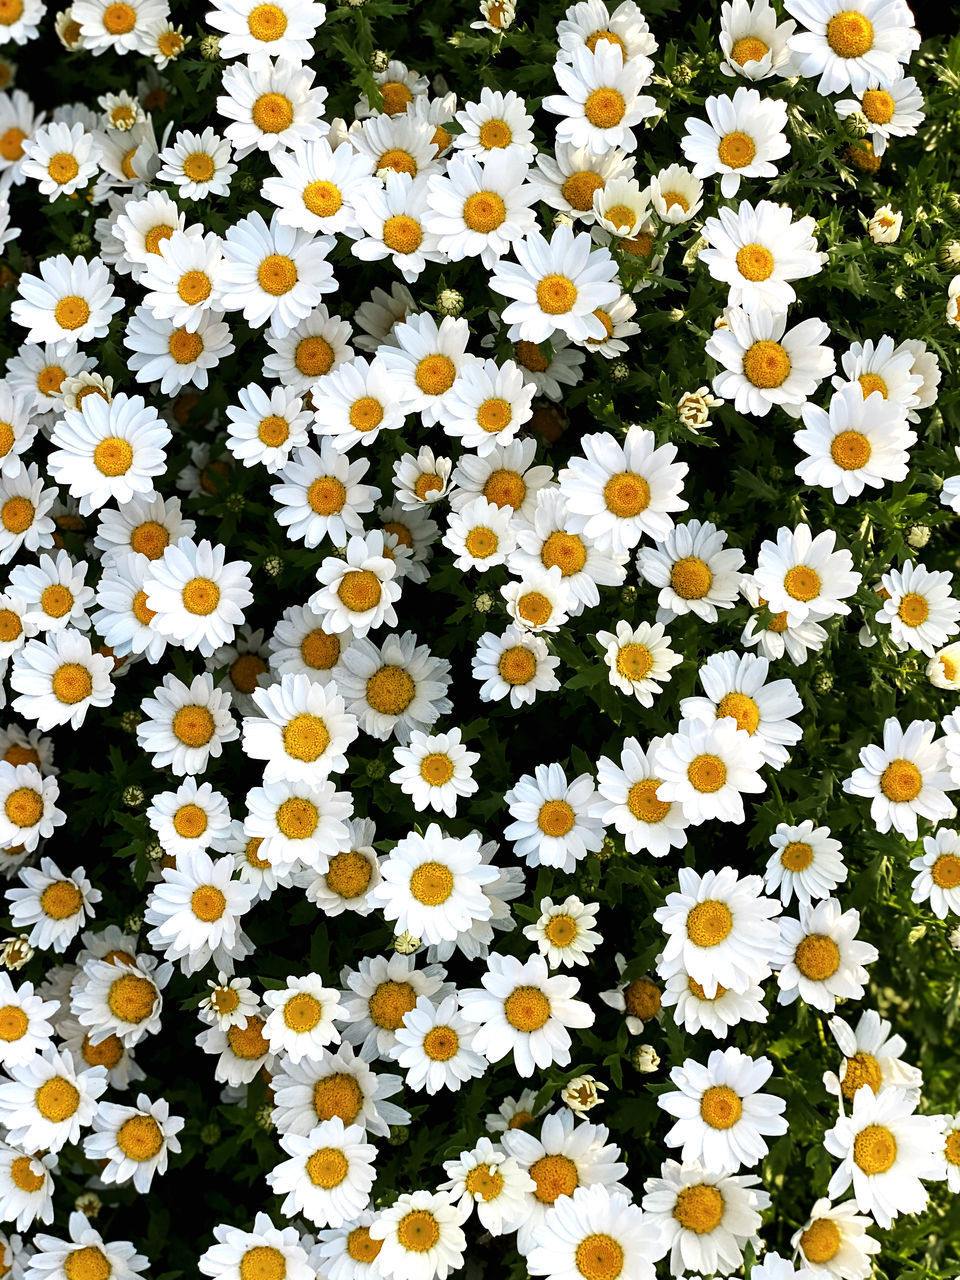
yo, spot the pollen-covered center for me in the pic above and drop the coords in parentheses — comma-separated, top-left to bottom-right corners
(897, 592, 929, 627)
(347, 1226, 382, 1263)
(736, 243, 774, 281)
(54, 296, 91, 331)
(4, 786, 42, 827)
(108, 973, 157, 1024)
(465, 1163, 504, 1200)
(313, 1071, 363, 1123)
(191, 885, 226, 922)
(326, 849, 373, 898)
(422, 1024, 460, 1061)
(349, 396, 384, 432)
(800, 1217, 842, 1264)
(498, 646, 537, 685)
(517, 590, 553, 627)
(575, 1234, 625, 1280)
(783, 565, 821, 602)
(409, 859, 454, 906)
(603, 471, 650, 518)
(1, 496, 33, 534)
(483, 468, 526, 509)
(627, 778, 670, 822)
(183, 152, 215, 183)
(686, 899, 733, 947)
(687, 752, 727, 793)
(794, 932, 841, 981)
(226, 1015, 269, 1060)
(247, 2, 287, 41)
(932, 853, 960, 889)
(743, 339, 791, 388)
(0, 1005, 28, 1041)
(117, 1113, 164, 1161)
(562, 169, 604, 210)
(583, 87, 626, 129)
(830, 429, 871, 470)
(366, 664, 416, 716)
(172, 705, 215, 747)
(478, 118, 512, 149)
(252, 92, 294, 134)
(420, 752, 455, 786)
(397, 1210, 440, 1254)
(63, 1246, 111, 1280)
(337, 569, 382, 614)
(716, 691, 760, 735)
(275, 796, 320, 840)
(853, 1123, 897, 1175)
(283, 991, 323, 1033)
(295, 336, 335, 377)
(306, 1145, 348, 1188)
(382, 215, 423, 256)
(673, 1184, 725, 1233)
(48, 152, 79, 184)
(536, 273, 578, 316)
(537, 798, 576, 837)
(463, 191, 507, 233)
(181, 575, 220, 616)
(700, 1084, 742, 1130)
(616, 642, 653, 681)
(840, 1050, 883, 1100)
(731, 35, 769, 64)
(282, 712, 331, 763)
(414, 353, 457, 396)
(671, 556, 713, 599)
(35, 1075, 80, 1122)
(504, 985, 550, 1031)
(826, 10, 874, 58)
(40, 879, 83, 919)
(624, 978, 661, 1020)
(529, 1152, 578, 1202)
(51, 663, 93, 705)
(717, 130, 756, 168)
(781, 840, 814, 871)
(258, 253, 298, 296)
(880, 757, 923, 803)
(173, 802, 207, 839)
(10, 1155, 44, 1192)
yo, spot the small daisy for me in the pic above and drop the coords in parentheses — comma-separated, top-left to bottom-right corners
(264, 136, 377, 238)
(637, 519, 745, 623)
(199, 1212, 314, 1280)
(502, 566, 573, 634)
(144, 849, 256, 977)
(268, 603, 348, 684)
(795, 383, 915, 504)
(489, 224, 620, 345)
(217, 53, 326, 159)
(875, 560, 960, 658)
(681, 85, 790, 198)
(836, 75, 925, 156)
(699, 199, 821, 312)
(123, 306, 235, 395)
(28, 1210, 148, 1280)
(69, 956, 167, 1054)
(449, 437, 553, 523)
(719, 0, 797, 79)
(242, 778, 352, 876)
(833, 334, 924, 413)
(843, 716, 956, 841)
(662, 967, 768, 1035)
(0, 974, 58, 1068)
(774, 897, 878, 1012)
(348, 111, 439, 181)
(510, 489, 627, 612)
(824, 1008, 923, 1107)
(138, 228, 224, 332)
(556, 0, 658, 61)
(220, 209, 335, 337)
(599, 956, 663, 1034)
(143, 537, 253, 658)
(390, 727, 480, 818)
(270, 1041, 409, 1138)
(424, 151, 537, 270)
(262, 304, 354, 393)
(595, 736, 690, 857)
(146, 779, 232, 859)
(368, 1190, 466, 1280)
(196, 1011, 275, 1086)
(71, 0, 169, 53)
(441, 497, 516, 574)
(393, 446, 454, 511)
(389, 994, 487, 1094)
(198, 972, 259, 1031)
(9, 629, 114, 731)
(458, 951, 594, 1078)
(225, 381, 311, 474)
(93, 491, 195, 565)
(312, 355, 407, 454)
(136, 671, 238, 776)
(559, 423, 688, 554)
(301, 818, 381, 918)
(82, 1093, 183, 1194)
(527, 1184, 658, 1280)
(12, 255, 123, 348)
(6, 341, 91, 414)
(270, 442, 379, 550)
(263, 974, 343, 1064)
(0, 763, 63, 853)
(792, 1198, 881, 1279)
(353, 171, 442, 284)
(377, 313, 475, 428)
(156, 127, 236, 199)
(642, 1160, 770, 1277)
(753, 524, 861, 627)
(649, 162, 704, 223)
(10, 550, 93, 636)
(523, 895, 601, 968)
(503, 763, 603, 873)
(0, 1145, 55, 1231)
(268, 1116, 376, 1230)
(334, 630, 451, 742)
(681, 650, 802, 770)
(207, 0, 326, 61)
(785, 0, 920, 95)
(910, 827, 960, 919)
(654, 865, 781, 997)
(47, 392, 171, 516)
(0, 383, 38, 482)
(706, 304, 834, 417)
(824, 1085, 943, 1229)
(453, 88, 536, 161)
(309, 531, 402, 637)
(471, 625, 560, 707)
(440, 1136, 534, 1236)
(0, 1044, 105, 1154)
(544, 42, 657, 155)
(21, 121, 98, 200)
(765, 820, 846, 907)
(439, 357, 535, 454)
(0, 465, 58, 566)
(243, 672, 358, 785)
(656, 717, 766, 825)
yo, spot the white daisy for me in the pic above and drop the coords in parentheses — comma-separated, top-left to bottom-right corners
(389, 727, 479, 818)
(753, 524, 861, 627)
(262, 303, 354, 393)
(0, 1145, 55, 1231)
(503, 763, 603, 872)
(526, 1184, 658, 1280)
(9, 629, 114, 731)
(368, 1190, 466, 1280)
(875, 560, 960, 658)
(785, 0, 919, 95)
(82, 1093, 183, 1194)
(196, 1010, 275, 1086)
(268, 1116, 377, 1229)
(707, 304, 834, 417)
(452, 87, 536, 161)
(649, 162, 704, 222)
(146, 778, 232, 859)
(392, 446, 453, 511)
(544, 42, 657, 155)
(765, 820, 846, 907)
(472, 625, 560, 707)
(824, 1008, 922, 1107)
(0, 465, 58, 566)
(123, 306, 235, 395)
(136, 671, 237, 775)
(681, 649, 802, 769)
(0, 763, 63, 853)
(143, 537, 253, 658)
(220, 209, 335, 337)
(263, 135, 377, 238)
(700, 199, 821, 312)
(268, 603, 348, 684)
(424, 151, 537, 270)
(21, 121, 98, 200)
(642, 1160, 770, 1277)
(207, 0, 326, 61)
(836, 75, 925, 156)
(270, 442, 379, 550)
(388, 993, 487, 1094)
(12, 255, 122, 348)
(842, 716, 956, 840)
(243, 672, 358, 784)
(198, 1212, 314, 1280)
(28, 1209, 148, 1280)
(242, 778, 352, 875)
(309, 531, 402, 637)
(144, 849, 256, 976)
(681, 85, 790, 198)
(595, 735, 689, 856)
(719, 0, 798, 79)
(795, 383, 914, 503)
(311, 355, 407, 454)
(270, 1041, 409, 1138)
(71, 0, 168, 53)
(910, 827, 960, 919)
(792, 1197, 880, 1279)
(656, 717, 766, 825)
(217, 53, 327, 159)
(0, 973, 57, 1068)
(440, 1136, 535, 1236)
(637, 519, 745, 623)
(156, 127, 236, 199)
(660, 963, 769, 1040)
(773, 897, 878, 1012)
(523, 895, 602, 968)
(263, 974, 343, 1064)
(0, 1044, 105, 1154)
(301, 818, 381, 918)
(334, 630, 452, 742)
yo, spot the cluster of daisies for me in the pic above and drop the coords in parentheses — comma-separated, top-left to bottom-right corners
(0, 0, 953, 1276)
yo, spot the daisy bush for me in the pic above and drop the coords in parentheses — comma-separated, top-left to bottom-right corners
(0, 0, 958, 1277)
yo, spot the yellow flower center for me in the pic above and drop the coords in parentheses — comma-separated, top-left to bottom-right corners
(616, 643, 652, 681)
(129, 519, 169, 559)
(247, 2, 287, 40)
(478, 118, 511, 149)
(176, 269, 211, 306)
(409, 860, 454, 905)
(347, 1227, 383, 1263)
(349, 396, 384, 432)
(51, 663, 93, 705)
(783, 564, 821, 602)
(897, 592, 929, 627)
(826, 10, 874, 58)
(736, 243, 774, 282)
(171, 705, 215, 748)
(498, 645, 537, 685)
(282, 712, 331, 763)
(284, 991, 323, 1033)
(483, 468, 526, 508)
(794, 933, 841, 980)
(338, 569, 382, 614)
(603, 204, 636, 232)
(103, 2, 136, 34)
(476, 397, 512, 434)
(731, 35, 769, 64)
(258, 253, 298, 297)
(717, 131, 756, 168)
(537, 799, 575, 837)
(420, 752, 455, 785)
(183, 151, 215, 182)
(10, 1155, 44, 1191)
(670, 556, 713, 599)
(463, 191, 507, 233)
(4, 786, 42, 827)
(379, 80, 414, 115)
(252, 92, 294, 134)
(0, 1005, 27, 1041)
(840, 1050, 883, 1100)
(541, 531, 587, 575)
(238, 1248, 285, 1280)
(700, 1084, 742, 1129)
(603, 472, 650, 518)
(800, 1218, 842, 1264)
(932, 853, 960, 889)
(661, 190, 689, 213)
(574, 1234, 625, 1280)
(0, 0, 23, 26)
(377, 147, 417, 175)
(465, 1163, 504, 1200)
(108, 973, 157, 1024)
(584, 88, 626, 129)
(585, 28, 626, 53)
(780, 840, 814, 871)
(686, 900, 733, 947)
(306, 1146, 348, 1189)
(144, 224, 174, 255)
(673, 1184, 725, 1234)
(414, 353, 457, 397)
(64, 1247, 110, 1280)
(40, 880, 83, 919)
(117, 1114, 164, 1160)
(880, 758, 923, 802)
(366, 665, 416, 715)
(423, 1024, 460, 1060)
(687, 753, 727, 793)
(54, 296, 91, 331)
(536, 273, 578, 315)
(627, 778, 670, 823)
(306, 476, 346, 516)
(226, 1016, 269, 1060)
(93, 436, 134, 477)
(313, 1073, 363, 1123)
(169, 328, 203, 364)
(326, 849, 373, 898)
(504, 985, 550, 1031)
(1, 496, 33, 533)
(303, 180, 342, 219)
(40, 584, 73, 619)
(295, 335, 335, 377)
(517, 590, 553, 627)
(299, 628, 340, 671)
(48, 152, 79, 184)
(173, 802, 207, 839)
(945, 1130, 960, 1166)
(382, 215, 423, 255)
(743, 339, 791, 388)
(530, 1152, 578, 1203)
(716, 691, 760, 735)
(624, 978, 661, 1020)
(830, 429, 871, 470)
(35, 1076, 80, 1122)
(853, 1123, 897, 1174)
(275, 797, 319, 840)
(397, 1210, 440, 1254)
(368, 980, 417, 1031)
(413, 473, 443, 501)
(191, 885, 226, 922)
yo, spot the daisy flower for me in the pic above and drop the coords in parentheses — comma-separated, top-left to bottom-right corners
(927, 641, 960, 691)
(389, 727, 479, 818)
(439, 357, 535, 454)
(0, 89, 39, 189)
(681, 650, 802, 770)
(29, 1210, 148, 1280)
(302, 819, 381, 918)
(196, 1011, 275, 1086)
(765, 820, 846, 907)
(263, 136, 376, 238)
(753, 524, 861, 627)
(12, 255, 122, 348)
(207, 0, 326, 60)
(311, 1212, 386, 1280)
(388, 994, 487, 1094)
(843, 716, 956, 840)
(452, 87, 536, 161)
(832, 333, 924, 412)
(502, 566, 573, 634)
(9, 630, 114, 731)
(10, 550, 93, 636)
(242, 778, 352, 876)
(699, 199, 821, 312)
(333, 630, 452, 742)
(527, 1184, 658, 1280)
(557, 0, 657, 60)
(792, 1198, 880, 1278)
(0, 383, 38, 482)
(910, 827, 960, 919)
(0, 974, 57, 1068)
(143, 537, 253, 659)
(123, 305, 235, 395)
(707, 303, 834, 417)
(198, 973, 258, 1032)
(595, 735, 689, 856)
(824, 1086, 943, 1229)
(262, 301, 353, 391)
(642, 1160, 770, 1277)
(146, 778, 232, 859)
(70, 953, 168, 1050)
(0, 0, 43, 43)
(268, 1116, 376, 1230)
(270, 442, 379, 549)
(0, 1145, 55, 1231)
(353, 171, 442, 284)
(337, 949, 448, 1062)
(836, 75, 925, 156)
(658, 1046, 787, 1174)
(71, 0, 168, 52)
(458, 951, 594, 1078)
(220, 209, 335, 337)
(503, 763, 603, 873)
(875, 560, 960, 658)
(377, 313, 475, 427)
(649, 162, 704, 223)
(824, 1008, 922, 1107)
(510, 489, 626, 611)
(93, 490, 195, 565)
(774, 897, 878, 1012)
(312, 355, 408, 454)
(523, 895, 601, 968)
(21, 121, 98, 200)
(156, 127, 236, 198)
(83, 1093, 183, 1194)
(136, 672, 237, 775)
(471, 625, 560, 707)
(719, 0, 798, 79)
(368, 1190, 466, 1280)
(785, 0, 919, 95)
(0, 763, 63, 853)
(654, 865, 781, 997)
(224, 381, 311, 474)
(243, 672, 358, 784)
(262, 974, 343, 1064)
(489, 224, 620, 345)
(217, 53, 326, 159)
(449, 437, 553, 523)
(531, 142, 634, 225)
(559, 423, 688, 554)
(424, 152, 537, 270)
(599, 955, 663, 1034)
(138, 228, 225, 332)
(0, 465, 58, 566)
(144, 849, 256, 976)
(270, 1041, 409, 1138)
(655, 717, 766, 825)
(348, 111, 440, 180)
(392, 446, 453, 511)
(268, 603, 347, 684)
(0, 1044, 105, 1154)
(309, 531, 402, 637)
(681, 85, 790, 198)
(795, 383, 914, 503)
(199, 1212, 314, 1280)
(637, 519, 745, 623)
(47, 392, 171, 517)
(440, 1136, 535, 1236)
(544, 42, 657, 155)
